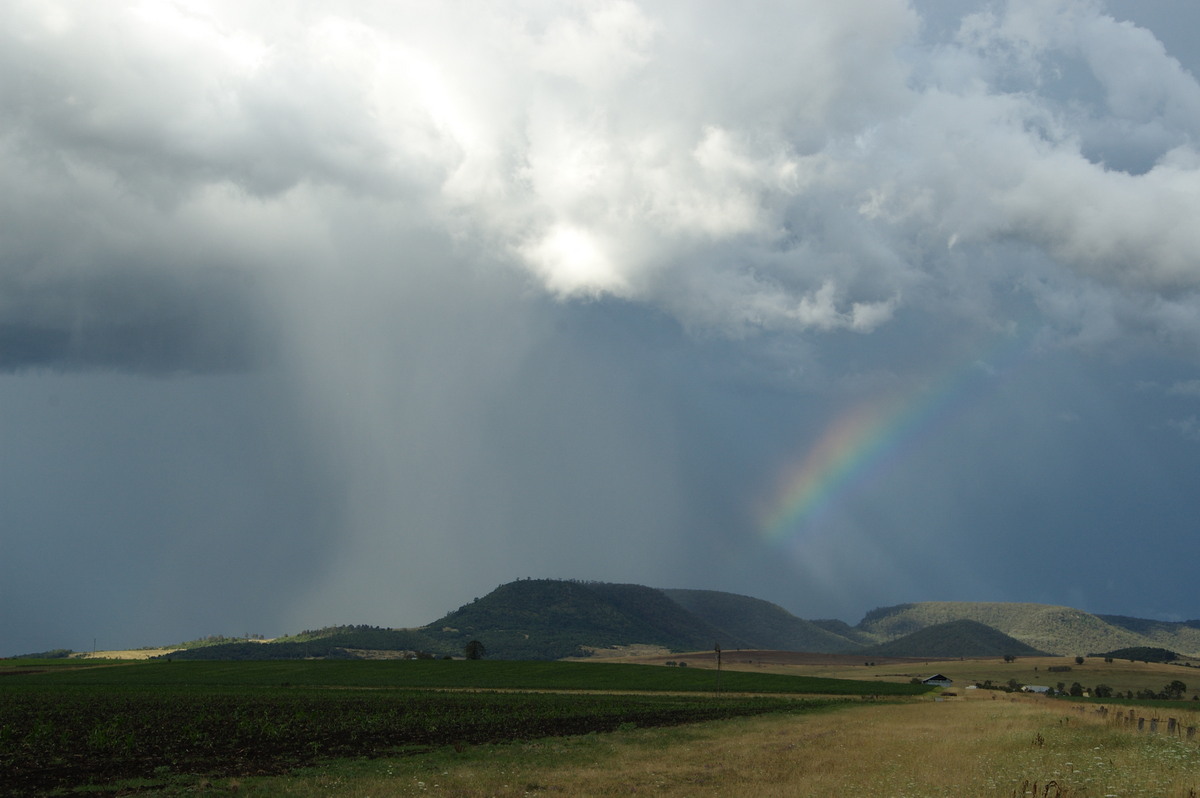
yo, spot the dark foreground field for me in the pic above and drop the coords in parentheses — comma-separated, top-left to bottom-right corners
(0, 659, 925, 795)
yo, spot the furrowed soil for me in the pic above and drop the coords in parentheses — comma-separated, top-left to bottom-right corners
(0, 660, 861, 796)
(6, 657, 1200, 795)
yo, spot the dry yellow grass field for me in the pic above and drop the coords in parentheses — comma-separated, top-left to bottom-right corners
(75, 648, 182, 660)
(234, 694, 1200, 797)
(598, 650, 1200, 700)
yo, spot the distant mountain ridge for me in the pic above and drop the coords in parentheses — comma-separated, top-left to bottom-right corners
(855, 602, 1200, 657)
(153, 579, 1200, 661)
(661, 589, 861, 653)
(857, 619, 1047, 658)
(431, 579, 742, 659)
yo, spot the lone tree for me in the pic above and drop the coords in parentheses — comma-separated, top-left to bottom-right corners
(464, 640, 486, 660)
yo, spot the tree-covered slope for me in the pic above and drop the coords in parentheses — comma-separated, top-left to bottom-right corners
(163, 628, 449, 660)
(661, 589, 860, 653)
(424, 579, 742, 659)
(856, 619, 1046, 658)
(1095, 615, 1200, 656)
(153, 583, 1200, 662)
(856, 602, 1198, 656)
(809, 618, 879, 647)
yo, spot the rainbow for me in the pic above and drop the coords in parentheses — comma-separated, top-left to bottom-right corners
(760, 330, 1032, 544)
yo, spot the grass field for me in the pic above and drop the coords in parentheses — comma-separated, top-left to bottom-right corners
(29, 694, 1199, 797)
(5, 658, 1200, 796)
(199, 696, 1200, 796)
(0, 658, 910, 795)
(614, 650, 1200, 698)
(0, 658, 929, 695)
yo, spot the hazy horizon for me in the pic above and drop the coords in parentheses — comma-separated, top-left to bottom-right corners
(4, 0, 1200, 657)
(14, 581, 1200, 658)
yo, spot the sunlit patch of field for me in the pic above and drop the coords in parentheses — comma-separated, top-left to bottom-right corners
(239, 697, 1200, 797)
(601, 650, 1200, 699)
(75, 648, 181, 660)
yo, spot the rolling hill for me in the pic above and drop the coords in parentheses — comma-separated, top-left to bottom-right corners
(136, 580, 1200, 661)
(429, 579, 744, 659)
(662, 589, 860, 653)
(856, 602, 1200, 657)
(856, 619, 1046, 658)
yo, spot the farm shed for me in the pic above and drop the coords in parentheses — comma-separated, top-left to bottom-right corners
(921, 674, 953, 687)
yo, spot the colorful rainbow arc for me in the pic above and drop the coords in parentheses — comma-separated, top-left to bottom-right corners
(761, 330, 1033, 544)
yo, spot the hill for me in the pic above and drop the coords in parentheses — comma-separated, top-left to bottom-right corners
(166, 627, 445, 661)
(809, 618, 879, 647)
(137, 581, 1200, 662)
(1095, 615, 1200, 655)
(857, 602, 1200, 657)
(427, 579, 744, 659)
(856, 619, 1046, 658)
(662, 589, 860, 653)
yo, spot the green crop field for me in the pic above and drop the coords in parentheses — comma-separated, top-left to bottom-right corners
(0, 659, 922, 795)
(1, 658, 931, 693)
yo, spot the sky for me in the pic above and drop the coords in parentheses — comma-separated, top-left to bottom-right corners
(3, 0, 1200, 656)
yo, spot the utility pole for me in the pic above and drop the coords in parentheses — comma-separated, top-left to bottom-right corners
(715, 642, 721, 695)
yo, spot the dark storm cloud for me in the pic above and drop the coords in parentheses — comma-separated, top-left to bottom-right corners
(0, 269, 268, 371)
(4, 0, 1199, 361)
(3, 0, 1200, 654)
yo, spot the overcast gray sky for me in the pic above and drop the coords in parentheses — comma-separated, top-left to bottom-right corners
(3, 0, 1200, 656)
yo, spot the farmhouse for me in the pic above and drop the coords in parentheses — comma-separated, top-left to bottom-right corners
(921, 674, 953, 687)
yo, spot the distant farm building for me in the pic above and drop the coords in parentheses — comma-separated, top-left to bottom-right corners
(1022, 685, 1051, 694)
(922, 674, 953, 687)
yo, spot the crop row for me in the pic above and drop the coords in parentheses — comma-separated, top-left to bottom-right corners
(0, 687, 838, 795)
(7, 658, 929, 695)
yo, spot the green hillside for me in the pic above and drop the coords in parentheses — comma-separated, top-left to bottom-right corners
(168, 628, 446, 660)
(810, 618, 878, 646)
(425, 579, 741, 659)
(147, 581, 1200, 662)
(857, 602, 1198, 657)
(1096, 615, 1200, 655)
(1097, 646, 1180, 663)
(662, 589, 859, 653)
(856, 619, 1046, 658)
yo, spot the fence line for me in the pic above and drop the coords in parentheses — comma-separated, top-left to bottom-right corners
(1073, 704, 1199, 741)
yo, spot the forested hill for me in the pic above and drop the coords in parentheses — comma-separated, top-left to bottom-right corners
(661, 589, 860, 653)
(856, 602, 1200, 657)
(150, 581, 1200, 661)
(856, 619, 1047, 658)
(429, 579, 746, 659)
(415, 588, 1200, 659)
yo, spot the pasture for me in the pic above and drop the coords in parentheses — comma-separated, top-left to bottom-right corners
(0, 658, 902, 795)
(5, 658, 1200, 796)
(612, 650, 1200, 698)
(350, 694, 1200, 797)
